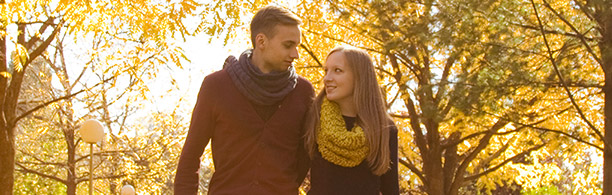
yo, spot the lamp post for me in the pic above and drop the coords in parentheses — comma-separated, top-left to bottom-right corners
(120, 184, 135, 195)
(79, 119, 105, 195)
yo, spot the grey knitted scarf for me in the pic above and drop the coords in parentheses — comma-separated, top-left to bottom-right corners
(224, 49, 298, 106)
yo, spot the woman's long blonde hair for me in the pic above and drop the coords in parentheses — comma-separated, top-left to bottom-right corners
(304, 46, 393, 175)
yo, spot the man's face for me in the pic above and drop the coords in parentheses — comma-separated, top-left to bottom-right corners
(259, 24, 301, 73)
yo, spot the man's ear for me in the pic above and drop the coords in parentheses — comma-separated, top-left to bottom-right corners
(255, 33, 266, 49)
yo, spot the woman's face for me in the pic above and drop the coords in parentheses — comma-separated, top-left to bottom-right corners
(324, 51, 355, 108)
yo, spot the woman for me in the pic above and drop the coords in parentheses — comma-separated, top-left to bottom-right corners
(305, 46, 399, 195)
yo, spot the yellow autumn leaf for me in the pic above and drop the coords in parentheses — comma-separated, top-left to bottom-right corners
(0, 71, 10, 78)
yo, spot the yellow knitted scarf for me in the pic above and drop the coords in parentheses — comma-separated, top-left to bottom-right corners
(316, 98, 369, 167)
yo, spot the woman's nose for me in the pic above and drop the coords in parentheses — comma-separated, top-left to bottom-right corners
(323, 74, 332, 82)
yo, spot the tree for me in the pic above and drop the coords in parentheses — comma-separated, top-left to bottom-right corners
(505, 0, 610, 193)
(322, 1, 555, 194)
(1, 0, 202, 193)
(300, 1, 609, 193)
(1, 2, 64, 193)
(201, 0, 560, 194)
(3, 0, 605, 194)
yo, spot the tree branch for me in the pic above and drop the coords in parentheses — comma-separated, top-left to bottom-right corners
(303, 28, 381, 54)
(76, 173, 128, 184)
(17, 160, 66, 167)
(299, 35, 323, 68)
(477, 105, 602, 151)
(464, 143, 546, 181)
(26, 19, 64, 66)
(25, 17, 56, 50)
(520, 122, 603, 151)
(449, 119, 508, 193)
(572, 0, 596, 22)
(399, 157, 426, 184)
(435, 50, 460, 104)
(443, 127, 523, 149)
(474, 136, 516, 172)
(17, 148, 66, 168)
(14, 77, 113, 123)
(531, 0, 611, 152)
(390, 113, 409, 119)
(403, 93, 429, 158)
(541, 0, 603, 68)
(16, 162, 67, 184)
(15, 89, 83, 123)
(75, 149, 136, 163)
(393, 51, 421, 82)
(510, 22, 598, 42)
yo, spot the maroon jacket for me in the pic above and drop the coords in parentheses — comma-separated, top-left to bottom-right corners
(174, 69, 314, 194)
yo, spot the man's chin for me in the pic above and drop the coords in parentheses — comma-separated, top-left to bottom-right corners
(276, 65, 292, 72)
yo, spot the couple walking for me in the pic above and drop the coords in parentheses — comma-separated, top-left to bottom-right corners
(174, 5, 399, 195)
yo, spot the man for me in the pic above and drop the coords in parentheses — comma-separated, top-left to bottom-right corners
(174, 5, 314, 195)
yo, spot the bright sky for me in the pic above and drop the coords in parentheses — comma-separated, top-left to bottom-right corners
(147, 16, 251, 117)
(149, 35, 243, 112)
(4, 20, 248, 135)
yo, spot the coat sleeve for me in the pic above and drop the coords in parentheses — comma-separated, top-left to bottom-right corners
(296, 134, 310, 185)
(296, 78, 315, 186)
(380, 125, 400, 195)
(174, 77, 217, 194)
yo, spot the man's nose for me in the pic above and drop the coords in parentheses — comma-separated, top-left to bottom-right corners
(290, 48, 299, 59)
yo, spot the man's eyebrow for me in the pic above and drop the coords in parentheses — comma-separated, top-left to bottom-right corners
(283, 40, 298, 45)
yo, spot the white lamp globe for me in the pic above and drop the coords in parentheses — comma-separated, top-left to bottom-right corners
(79, 119, 105, 143)
(120, 184, 135, 195)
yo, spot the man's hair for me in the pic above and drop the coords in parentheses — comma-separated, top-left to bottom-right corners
(250, 5, 302, 48)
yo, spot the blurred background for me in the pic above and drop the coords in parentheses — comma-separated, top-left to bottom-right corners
(0, 0, 609, 194)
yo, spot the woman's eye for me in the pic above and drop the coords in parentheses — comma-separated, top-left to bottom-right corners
(335, 68, 342, 72)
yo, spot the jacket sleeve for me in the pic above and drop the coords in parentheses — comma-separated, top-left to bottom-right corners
(380, 125, 400, 195)
(296, 134, 310, 185)
(174, 77, 217, 194)
(296, 79, 315, 186)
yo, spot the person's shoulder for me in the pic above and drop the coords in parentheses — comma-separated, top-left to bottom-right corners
(197, 69, 231, 94)
(296, 75, 314, 90)
(203, 69, 230, 84)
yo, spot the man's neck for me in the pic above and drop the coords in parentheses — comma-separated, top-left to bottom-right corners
(250, 49, 270, 73)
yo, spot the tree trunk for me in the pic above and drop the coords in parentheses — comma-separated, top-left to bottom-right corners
(424, 155, 444, 195)
(443, 132, 461, 195)
(603, 50, 612, 195)
(0, 8, 14, 193)
(66, 128, 77, 195)
(423, 132, 444, 195)
(602, 7, 612, 195)
(0, 126, 14, 195)
(0, 23, 27, 195)
(66, 178, 76, 195)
